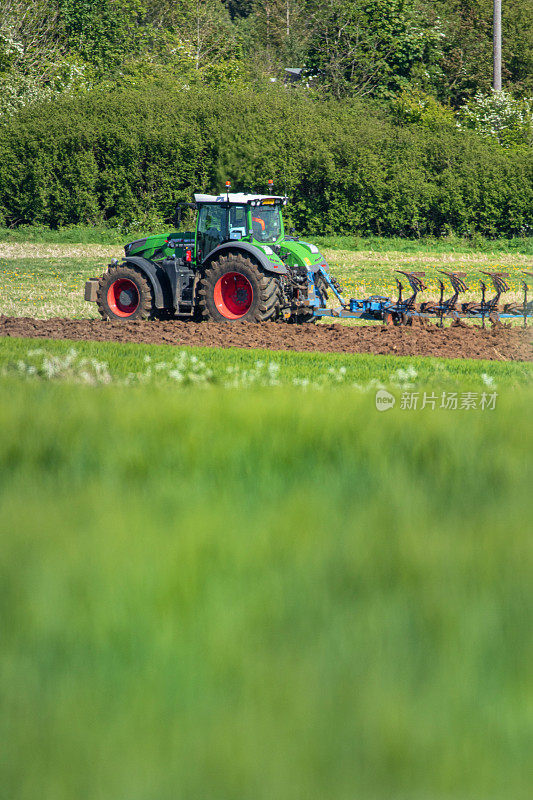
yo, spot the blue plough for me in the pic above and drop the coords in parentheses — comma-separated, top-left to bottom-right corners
(306, 267, 533, 327)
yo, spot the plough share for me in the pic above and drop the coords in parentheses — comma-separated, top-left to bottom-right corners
(311, 268, 533, 327)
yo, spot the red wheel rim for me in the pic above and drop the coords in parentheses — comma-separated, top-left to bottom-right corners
(213, 272, 253, 319)
(107, 278, 140, 317)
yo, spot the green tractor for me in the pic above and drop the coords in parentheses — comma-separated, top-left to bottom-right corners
(85, 185, 332, 323)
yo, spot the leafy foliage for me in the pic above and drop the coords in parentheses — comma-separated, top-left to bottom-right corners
(457, 90, 533, 148)
(0, 0, 531, 235)
(0, 87, 531, 236)
(56, 0, 146, 68)
(304, 0, 445, 99)
(391, 89, 455, 128)
(1, 0, 532, 111)
(0, 0, 92, 116)
(431, 0, 533, 103)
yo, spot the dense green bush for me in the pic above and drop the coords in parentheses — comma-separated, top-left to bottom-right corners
(0, 86, 531, 236)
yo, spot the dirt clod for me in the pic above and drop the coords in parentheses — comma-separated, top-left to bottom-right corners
(0, 316, 531, 361)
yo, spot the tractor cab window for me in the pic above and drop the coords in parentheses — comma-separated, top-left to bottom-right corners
(229, 205, 247, 240)
(198, 205, 228, 242)
(197, 204, 229, 258)
(251, 205, 282, 243)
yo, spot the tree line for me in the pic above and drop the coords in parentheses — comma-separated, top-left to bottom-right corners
(1, 0, 532, 115)
(0, 1, 531, 235)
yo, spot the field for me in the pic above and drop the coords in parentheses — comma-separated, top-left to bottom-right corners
(1, 234, 533, 319)
(1, 230, 532, 800)
(1, 375, 532, 800)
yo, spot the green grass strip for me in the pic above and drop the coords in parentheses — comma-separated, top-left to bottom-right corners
(2, 225, 533, 253)
(1, 335, 531, 389)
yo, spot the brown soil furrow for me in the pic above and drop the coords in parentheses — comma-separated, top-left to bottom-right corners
(0, 316, 531, 361)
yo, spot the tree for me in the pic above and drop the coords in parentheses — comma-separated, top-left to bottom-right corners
(304, 0, 444, 99)
(430, 0, 533, 105)
(56, 0, 145, 69)
(239, 0, 310, 71)
(144, 0, 238, 72)
(0, 0, 90, 116)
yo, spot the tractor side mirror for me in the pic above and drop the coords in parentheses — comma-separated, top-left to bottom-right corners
(174, 202, 196, 230)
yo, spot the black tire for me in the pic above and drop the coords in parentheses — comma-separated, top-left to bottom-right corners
(96, 264, 154, 321)
(198, 253, 281, 322)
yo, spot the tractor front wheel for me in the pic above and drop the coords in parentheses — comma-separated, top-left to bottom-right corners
(96, 265, 154, 321)
(198, 254, 280, 322)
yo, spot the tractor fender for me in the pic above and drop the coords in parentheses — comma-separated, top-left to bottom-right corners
(203, 242, 287, 276)
(121, 256, 167, 309)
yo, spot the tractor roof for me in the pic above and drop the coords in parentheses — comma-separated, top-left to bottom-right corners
(194, 193, 287, 205)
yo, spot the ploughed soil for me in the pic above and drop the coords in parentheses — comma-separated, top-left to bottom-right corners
(0, 316, 531, 361)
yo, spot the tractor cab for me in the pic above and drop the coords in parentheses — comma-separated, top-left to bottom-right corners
(192, 193, 287, 262)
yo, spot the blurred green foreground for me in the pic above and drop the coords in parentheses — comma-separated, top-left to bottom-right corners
(0, 381, 532, 800)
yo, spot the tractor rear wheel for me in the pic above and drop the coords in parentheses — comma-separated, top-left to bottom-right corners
(96, 265, 154, 321)
(198, 254, 280, 322)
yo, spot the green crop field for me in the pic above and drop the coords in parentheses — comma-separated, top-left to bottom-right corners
(0, 370, 532, 800)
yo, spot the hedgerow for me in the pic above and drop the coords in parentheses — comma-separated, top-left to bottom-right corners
(0, 86, 531, 236)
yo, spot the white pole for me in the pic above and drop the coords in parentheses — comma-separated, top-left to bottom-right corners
(493, 0, 502, 91)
